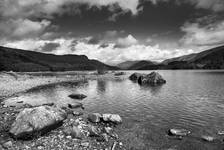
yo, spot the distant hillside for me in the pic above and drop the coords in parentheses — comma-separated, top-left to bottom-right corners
(0, 46, 118, 72)
(162, 45, 224, 69)
(117, 60, 157, 70)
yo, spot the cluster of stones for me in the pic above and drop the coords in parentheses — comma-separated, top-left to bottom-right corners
(0, 92, 124, 150)
(168, 128, 221, 142)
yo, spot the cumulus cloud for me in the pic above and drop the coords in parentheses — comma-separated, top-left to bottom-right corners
(0, 19, 51, 40)
(3, 37, 194, 64)
(115, 34, 138, 48)
(180, 21, 224, 47)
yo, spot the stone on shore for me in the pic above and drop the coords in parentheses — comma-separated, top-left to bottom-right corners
(201, 135, 215, 142)
(63, 126, 84, 139)
(168, 129, 190, 136)
(10, 106, 67, 139)
(138, 72, 166, 85)
(68, 94, 87, 100)
(88, 113, 102, 123)
(102, 114, 122, 124)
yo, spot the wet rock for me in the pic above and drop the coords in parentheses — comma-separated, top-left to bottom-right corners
(102, 114, 122, 124)
(138, 72, 166, 85)
(2, 141, 12, 148)
(68, 94, 87, 100)
(68, 102, 83, 109)
(88, 125, 101, 137)
(201, 136, 215, 142)
(73, 111, 83, 116)
(168, 129, 190, 136)
(10, 106, 66, 139)
(129, 73, 144, 81)
(88, 113, 102, 123)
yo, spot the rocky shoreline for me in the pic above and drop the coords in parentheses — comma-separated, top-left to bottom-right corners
(0, 71, 127, 150)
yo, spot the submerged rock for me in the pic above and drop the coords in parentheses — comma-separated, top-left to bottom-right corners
(138, 72, 166, 85)
(88, 113, 102, 123)
(102, 114, 122, 124)
(168, 129, 190, 136)
(201, 135, 215, 142)
(68, 94, 87, 100)
(10, 106, 66, 139)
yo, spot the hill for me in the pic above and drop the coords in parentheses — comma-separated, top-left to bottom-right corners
(117, 60, 157, 70)
(162, 45, 224, 69)
(0, 46, 118, 72)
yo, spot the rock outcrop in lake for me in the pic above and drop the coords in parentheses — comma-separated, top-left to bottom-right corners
(129, 72, 166, 85)
(10, 106, 67, 139)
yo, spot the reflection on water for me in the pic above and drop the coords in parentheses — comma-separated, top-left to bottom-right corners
(5, 70, 224, 150)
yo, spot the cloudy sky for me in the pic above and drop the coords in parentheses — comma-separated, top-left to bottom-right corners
(0, 0, 224, 64)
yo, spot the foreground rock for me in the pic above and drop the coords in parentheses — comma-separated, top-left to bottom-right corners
(168, 129, 191, 136)
(88, 113, 122, 124)
(88, 113, 102, 123)
(129, 72, 166, 85)
(10, 106, 67, 139)
(68, 94, 87, 100)
(102, 114, 122, 124)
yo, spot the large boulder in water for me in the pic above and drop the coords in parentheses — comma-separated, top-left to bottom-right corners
(129, 72, 144, 81)
(138, 72, 166, 85)
(10, 106, 67, 139)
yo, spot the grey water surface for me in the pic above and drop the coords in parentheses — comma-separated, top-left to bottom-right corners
(5, 70, 224, 150)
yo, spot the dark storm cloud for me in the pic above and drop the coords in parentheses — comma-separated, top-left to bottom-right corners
(41, 42, 60, 52)
(1, 0, 224, 63)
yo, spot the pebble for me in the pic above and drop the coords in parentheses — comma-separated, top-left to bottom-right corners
(80, 142, 89, 147)
(3, 141, 12, 148)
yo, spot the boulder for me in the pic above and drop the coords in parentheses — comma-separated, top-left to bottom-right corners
(138, 72, 166, 85)
(68, 94, 87, 100)
(168, 129, 190, 136)
(68, 102, 83, 109)
(129, 73, 144, 81)
(88, 113, 102, 123)
(10, 106, 66, 139)
(102, 114, 122, 124)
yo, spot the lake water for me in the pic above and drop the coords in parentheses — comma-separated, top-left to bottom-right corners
(5, 70, 224, 150)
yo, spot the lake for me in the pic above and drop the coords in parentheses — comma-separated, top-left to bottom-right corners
(4, 70, 224, 150)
